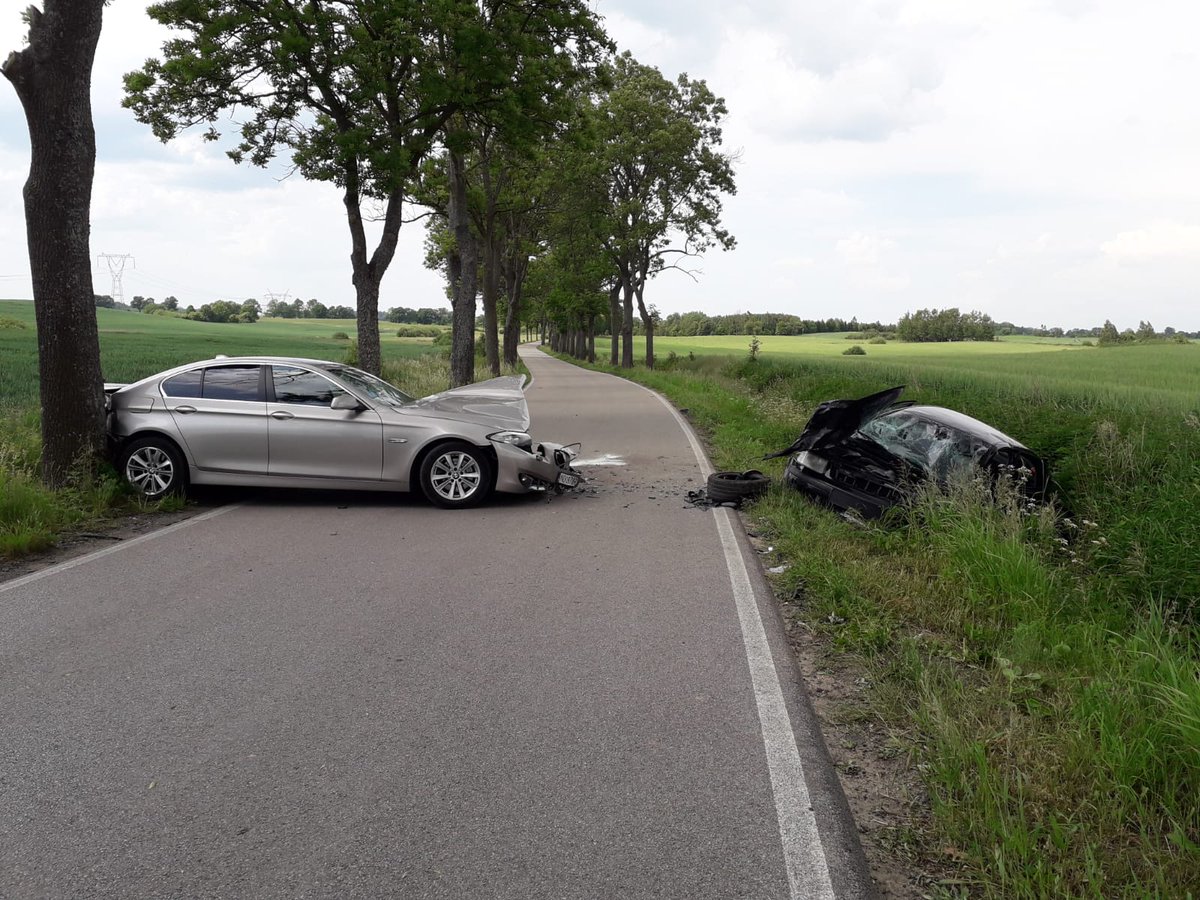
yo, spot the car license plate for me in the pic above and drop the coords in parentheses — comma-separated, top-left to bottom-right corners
(557, 471, 580, 488)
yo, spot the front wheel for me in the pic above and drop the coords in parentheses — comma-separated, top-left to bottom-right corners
(120, 436, 188, 500)
(419, 442, 494, 509)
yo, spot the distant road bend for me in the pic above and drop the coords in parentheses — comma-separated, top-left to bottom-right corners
(0, 344, 873, 898)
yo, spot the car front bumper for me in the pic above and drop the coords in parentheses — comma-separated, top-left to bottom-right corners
(783, 456, 897, 519)
(493, 439, 582, 495)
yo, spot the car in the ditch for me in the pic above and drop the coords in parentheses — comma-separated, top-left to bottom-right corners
(104, 356, 580, 509)
(765, 386, 1047, 518)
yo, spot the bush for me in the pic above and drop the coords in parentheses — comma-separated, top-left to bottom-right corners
(843, 345, 866, 356)
(331, 331, 349, 340)
(869, 336, 887, 345)
(0, 316, 26, 330)
(432, 330, 453, 347)
(395, 324, 445, 338)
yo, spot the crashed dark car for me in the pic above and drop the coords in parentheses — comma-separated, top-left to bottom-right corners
(765, 386, 1048, 518)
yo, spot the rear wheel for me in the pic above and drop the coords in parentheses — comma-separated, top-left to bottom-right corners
(419, 442, 493, 509)
(120, 436, 187, 500)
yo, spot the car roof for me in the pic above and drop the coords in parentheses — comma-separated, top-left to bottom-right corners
(116, 356, 351, 391)
(878, 404, 1026, 449)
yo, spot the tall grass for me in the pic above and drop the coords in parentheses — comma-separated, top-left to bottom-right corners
(566, 348, 1200, 896)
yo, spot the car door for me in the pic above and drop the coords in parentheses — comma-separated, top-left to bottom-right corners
(161, 364, 269, 475)
(266, 365, 383, 481)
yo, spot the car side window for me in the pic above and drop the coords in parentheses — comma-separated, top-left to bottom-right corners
(272, 366, 347, 406)
(202, 365, 262, 401)
(162, 369, 203, 398)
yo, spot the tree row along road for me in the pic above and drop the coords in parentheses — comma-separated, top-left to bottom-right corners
(0, 348, 871, 899)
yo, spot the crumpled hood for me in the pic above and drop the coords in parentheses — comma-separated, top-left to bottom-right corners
(765, 385, 905, 459)
(411, 375, 530, 431)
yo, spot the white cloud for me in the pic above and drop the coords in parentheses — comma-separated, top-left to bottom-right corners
(835, 232, 895, 267)
(1101, 223, 1200, 263)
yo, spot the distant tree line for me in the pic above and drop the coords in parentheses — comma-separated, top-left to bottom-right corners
(896, 308, 996, 342)
(1097, 320, 1194, 345)
(656, 312, 883, 337)
(386, 306, 454, 326)
(264, 298, 355, 319)
(94, 294, 179, 312)
(185, 299, 261, 323)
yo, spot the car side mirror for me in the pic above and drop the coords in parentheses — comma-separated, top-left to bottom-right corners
(331, 394, 363, 411)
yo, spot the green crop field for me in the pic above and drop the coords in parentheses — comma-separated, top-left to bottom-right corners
(601, 333, 1200, 414)
(0, 299, 439, 411)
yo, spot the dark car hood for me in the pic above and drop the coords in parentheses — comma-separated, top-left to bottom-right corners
(765, 385, 905, 459)
(410, 375, 530, 431)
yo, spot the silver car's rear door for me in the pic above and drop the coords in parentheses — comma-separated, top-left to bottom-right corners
(266, 365, 383, 480)
(162, 364, 269, 475)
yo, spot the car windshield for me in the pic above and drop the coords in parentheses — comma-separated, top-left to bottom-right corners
(321, 365, 415, 407)
(859, 411, 986, 479)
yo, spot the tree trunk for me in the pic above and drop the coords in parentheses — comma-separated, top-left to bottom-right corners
(621, 275, 634, 369)
(344, 180, 402, 377)
(501, 256, 523, 369)
(607, 283, 620, 366)
(482, 231, 501, 376)
(3, 1, 106, 488)
(447, 150, 476, 387)
(587, 314, 595, 363)
(635, 282, 654, 370)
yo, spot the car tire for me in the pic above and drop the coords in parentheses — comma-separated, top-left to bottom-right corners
(706, 469, 770, 504)
(419, 441, 494, 509)
(120, 435, 188, 500)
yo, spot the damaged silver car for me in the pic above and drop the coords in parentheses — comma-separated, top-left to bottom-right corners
(105, 356, 580, 509)
(766, 386, 1047, 518)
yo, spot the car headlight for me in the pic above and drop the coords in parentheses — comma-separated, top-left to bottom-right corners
(488, 431, 532, 447)
(796, 450, 829, 475)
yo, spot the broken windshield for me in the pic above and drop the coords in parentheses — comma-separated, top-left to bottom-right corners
(859, 411, 988, 480)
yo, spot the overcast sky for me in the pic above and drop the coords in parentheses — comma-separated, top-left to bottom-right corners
(3, 0, 1199, 330)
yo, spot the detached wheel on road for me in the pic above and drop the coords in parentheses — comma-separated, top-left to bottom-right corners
(420, 442, 494, 509)
(707, 470, 770, 504)
(120, 436, 187, 500)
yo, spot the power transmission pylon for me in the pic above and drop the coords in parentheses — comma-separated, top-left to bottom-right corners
(98, 253, 135, 305)
(263, 290, 292, 309)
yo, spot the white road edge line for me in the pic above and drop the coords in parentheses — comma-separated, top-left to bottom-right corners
(0, 504, 244, 595)
(626, 377, 837, 900)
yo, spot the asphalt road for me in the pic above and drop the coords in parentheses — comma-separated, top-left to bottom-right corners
(0, 346, 872, 899)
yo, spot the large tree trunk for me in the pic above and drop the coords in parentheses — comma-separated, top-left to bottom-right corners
(447, 150, 477, 387)
(3, 1, 106, 488)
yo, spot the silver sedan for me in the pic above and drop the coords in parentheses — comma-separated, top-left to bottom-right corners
(105, 356, 580, 509)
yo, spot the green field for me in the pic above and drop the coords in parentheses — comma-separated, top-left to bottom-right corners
(0, 299, 437, 411)
(606, 333, 1200, 415)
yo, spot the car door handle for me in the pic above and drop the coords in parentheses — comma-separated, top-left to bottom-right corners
(271, 411, 295, 420)
(174, 405, 197, 414)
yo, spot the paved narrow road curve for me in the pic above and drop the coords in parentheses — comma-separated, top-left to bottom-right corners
(1, 347, 872, 899)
